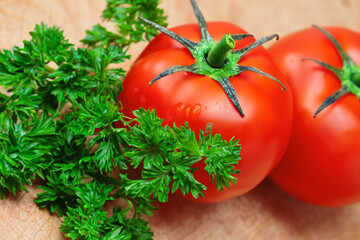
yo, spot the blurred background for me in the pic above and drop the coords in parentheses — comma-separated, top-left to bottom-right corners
(0, 0, 360, 239)
(1, 0, 359, 68)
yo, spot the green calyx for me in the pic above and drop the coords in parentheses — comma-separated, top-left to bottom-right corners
(139, 0, 284, 117)
(342, 65, 360, 97)
(191, 37, 240, 81)
(304, 25, 360, 118)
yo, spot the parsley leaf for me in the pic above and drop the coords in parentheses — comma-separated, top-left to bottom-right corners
(82, 0, 167, 48)
(0, 113, 57, 199)
(121, 108, 241, 202)
(0, 1, 242, 239)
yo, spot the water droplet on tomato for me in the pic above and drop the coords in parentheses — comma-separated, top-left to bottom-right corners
(190, 104, 201, 118)
(173, 102, 201, 118)
(174, 102, 185, 112)
(185, 106, 191, 118)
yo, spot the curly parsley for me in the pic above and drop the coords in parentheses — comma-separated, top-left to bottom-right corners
(0, 1, 241, 239)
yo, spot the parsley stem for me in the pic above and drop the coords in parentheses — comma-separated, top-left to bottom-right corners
(88, 171, 123, 187)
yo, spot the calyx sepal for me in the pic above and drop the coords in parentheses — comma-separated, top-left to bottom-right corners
(140, 0, 285, 117)
(303, 25, 360, 118)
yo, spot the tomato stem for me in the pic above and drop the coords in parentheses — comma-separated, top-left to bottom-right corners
(352, 72, 360, 86)
(206, 34, 235, 68)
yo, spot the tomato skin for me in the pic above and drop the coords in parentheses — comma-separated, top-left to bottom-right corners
(268, 27, 360, 206)
(117, 22, 293, 202)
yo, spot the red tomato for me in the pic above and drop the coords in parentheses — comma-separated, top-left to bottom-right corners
(117, 22, 293, 203)
(268, 26, 360, 206)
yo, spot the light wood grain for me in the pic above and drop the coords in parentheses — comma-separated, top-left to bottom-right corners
(1, 0, 360, 239)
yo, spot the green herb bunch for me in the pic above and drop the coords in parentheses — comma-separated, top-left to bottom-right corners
(0, 0, 241, 239)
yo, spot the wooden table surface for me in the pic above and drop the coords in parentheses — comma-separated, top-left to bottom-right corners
(1, 0, 360, 239)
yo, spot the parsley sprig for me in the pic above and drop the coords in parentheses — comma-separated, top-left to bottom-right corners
(82, 0, 168, 48)
(0, 0, 241, 239)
